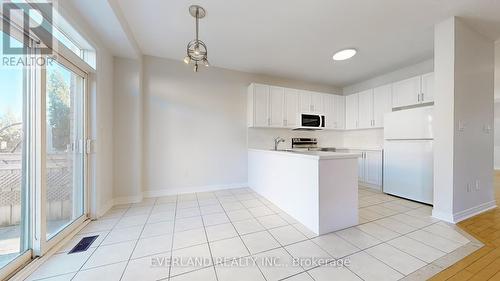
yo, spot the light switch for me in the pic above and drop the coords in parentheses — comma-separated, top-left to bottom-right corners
(458, 121, 466, 132)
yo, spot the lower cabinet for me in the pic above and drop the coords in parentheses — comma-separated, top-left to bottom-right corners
(342, 149, 383, 189)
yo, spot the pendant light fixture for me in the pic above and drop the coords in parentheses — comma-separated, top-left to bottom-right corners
(184, 5, 209, 72)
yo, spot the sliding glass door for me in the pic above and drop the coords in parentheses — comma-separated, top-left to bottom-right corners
(44, 59, 85, 240)
(0, 30, 31, 273)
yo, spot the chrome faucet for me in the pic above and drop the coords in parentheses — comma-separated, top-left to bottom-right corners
(274, 137, 285, 151)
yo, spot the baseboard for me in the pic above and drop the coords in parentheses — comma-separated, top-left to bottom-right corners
(96, 199, 115, 218)
(143, 183, 248, 198)
(432, 201, 497, 223)
(453, 200, 497, 223)
(113, 194, 144, 205)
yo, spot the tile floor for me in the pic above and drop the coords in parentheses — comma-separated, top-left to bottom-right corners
(24, 187, 482, 281)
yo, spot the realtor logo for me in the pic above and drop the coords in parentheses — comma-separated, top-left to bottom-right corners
(2, 2, 53, 55)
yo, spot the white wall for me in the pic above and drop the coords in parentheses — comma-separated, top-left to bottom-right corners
(142, 56, 341, 197)
(247, 128, 344, 150)
(433, 17, 495, 223)
(494, 42, 500, 169)
(59, 1, 115, 217)
(113, 58, 143, 203)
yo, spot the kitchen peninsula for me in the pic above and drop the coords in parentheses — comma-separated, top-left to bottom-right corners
(248, 149, 360, 235)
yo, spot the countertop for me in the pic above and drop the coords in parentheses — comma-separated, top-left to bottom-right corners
(248, 149, 362, 160)
(335, 146, 383, 151)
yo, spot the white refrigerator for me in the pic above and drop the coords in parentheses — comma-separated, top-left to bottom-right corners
(383, 106, 433, 204)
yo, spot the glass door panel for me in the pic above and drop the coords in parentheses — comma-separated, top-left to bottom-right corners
(0, 31, 30, 269)
(45, 60, 85, 239)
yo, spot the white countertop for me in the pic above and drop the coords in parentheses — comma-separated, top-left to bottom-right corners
(335, 146, 383, 151)
(248, 149, 362, 160)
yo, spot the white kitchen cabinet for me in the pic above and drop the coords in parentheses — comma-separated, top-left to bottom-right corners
(284, 88, 299, 128)
(299, 91, 323, 113)
(421, 72, 434, 103)
(373, 84, 392, 127)
(269, 86, 285, 127)
(364, 150, 383, 187)
(334, 95, 345, 129)
(311, 92, 324, 113)
(358, 89, 374, 129)
(392, 76, 420, 108)
(345, 94, 358, 129)
(323, 94, 335, 129)
(299, 91, 312, 112)
(248, 83, 270, 127)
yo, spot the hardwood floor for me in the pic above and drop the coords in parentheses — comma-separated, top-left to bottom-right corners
(429, 172, 500, 281)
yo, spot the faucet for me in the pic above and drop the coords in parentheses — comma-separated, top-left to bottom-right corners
(274, 137, 285, 151)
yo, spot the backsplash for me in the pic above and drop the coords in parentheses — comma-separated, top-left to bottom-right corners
(247, 127, 383, 150)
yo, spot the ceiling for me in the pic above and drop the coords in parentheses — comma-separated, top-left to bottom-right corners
(78, 0, 500, 87)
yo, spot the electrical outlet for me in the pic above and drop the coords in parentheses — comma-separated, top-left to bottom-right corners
(458, 121, 466, 132)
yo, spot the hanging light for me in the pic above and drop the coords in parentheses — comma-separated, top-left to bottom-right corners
(184, 5, 209, 72)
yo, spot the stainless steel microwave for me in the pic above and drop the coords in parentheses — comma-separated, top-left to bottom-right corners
(294, 113, 325, 130)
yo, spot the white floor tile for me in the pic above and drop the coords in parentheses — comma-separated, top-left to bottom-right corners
(28, 251, 93, 280)
(177, 200, 198, 209)
(241, 199, 265, 208)
(365, 243, 426, 275)
(176, 207, 201, 219)
(347, 251, 404, 281)
(257, 214, 288, 229)
(248, 206, 274, 217)
(170, 243, 213, 277)
(79, 219, 117, 233)
(221, 201, 245, 211)
(210, 237, 250, 260)
(141, 221, 174, 238)
(175, 216, 204, 232)
(282, 272, 315, 281)
(115, 214, 148, 229)
(26, 273, 75, 281)
(203, 213, 230, 226)
(285, 240, 332, 269)
(291, 223, 318, 239)
(200, 204, 224, 215)
(233, 218, 265, 235)
(215, 258, 266, 281)
(227, 209, 253, 222)
(101, 225, 142, 245)
(121, 253, 170, 281)
(147, 211, 175, 224)
(373, 217, 417, 234)
(390, 214, 432, 229)
(72, 261, 127, 281)
(82, 240, 135, 269)
(152, 203, 176, 213)
(422, 223, 470, 245)
(132, 234, 172, 259)
(308, 265, 362, 281)
(356, 222, 400, 241)
(336, 227, 381, 250)
(253, 248, 302, 281)
(406, 230, 463, 253)
(173, 227, 207, 249)
(311, 233, 360, 258)
(170, 266, 217, 281)
(124, 206, 152, 217)
(198, 199, 220, 207)
(205, 223, 238, 242)
(156, 195, 177, 204)
(241, 231, 280, 254)
(387, 236, 446, 263)
(269, 225, 308, 246)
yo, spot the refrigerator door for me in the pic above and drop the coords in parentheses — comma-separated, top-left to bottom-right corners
(384, 106, 433, 140)
(383, 140, 433, 204)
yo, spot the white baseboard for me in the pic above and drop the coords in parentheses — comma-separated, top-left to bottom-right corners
(113, 194, 144, 205)
(96, 199, 114, 218)
(432, 201, 497, 223)
(143, 183, 248, 198)
(453, 200, 497, 223)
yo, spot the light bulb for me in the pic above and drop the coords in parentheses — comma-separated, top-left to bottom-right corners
(184, 56, 191, 64)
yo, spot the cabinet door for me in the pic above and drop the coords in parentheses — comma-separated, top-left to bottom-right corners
(322, 94, 335, 129)
(253, 84, 269, 127)
(421, 72, 434, 103)
(284, 88, 299, 128)
(299, 91, 312, 112)
(311, 92, 324, 113)
(373, 84, 392, 128)
(364, 150, 383, 188)
(269, 86, 285, 127)
(392, 76, 420, 108)
(358, 89, 374, 129)
(334, 95, 345, 129)
(345, 94, 359, 129)
(354, 150, 365, 182)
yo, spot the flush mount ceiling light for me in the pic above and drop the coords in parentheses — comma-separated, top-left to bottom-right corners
(332, 48, 357, 61)
(183, 5, 209, 72)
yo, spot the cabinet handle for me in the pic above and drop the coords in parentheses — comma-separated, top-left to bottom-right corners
(417, 93, 420, 102)
(421, 93, 424, 102)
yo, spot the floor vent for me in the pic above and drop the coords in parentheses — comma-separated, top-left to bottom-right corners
(68, 235, 99, 254)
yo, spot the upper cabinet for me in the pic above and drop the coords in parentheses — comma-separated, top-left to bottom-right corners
(248, 83, 343, 129)
(345, 93, 359, 129)
(392, 72, 434, 108)
(358, 89, 374, 128)
(373, 84, 392, 127)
